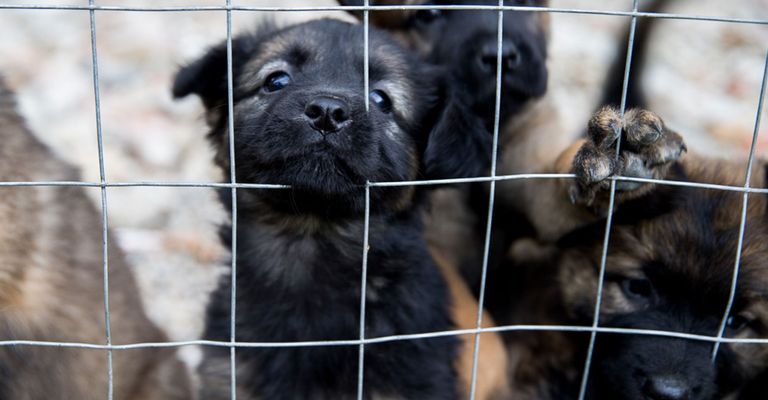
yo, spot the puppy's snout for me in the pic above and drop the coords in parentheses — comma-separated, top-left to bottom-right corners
(304, 96, 351, 134)
(642, 375, 691, 400)
(479, 40, 521, 73)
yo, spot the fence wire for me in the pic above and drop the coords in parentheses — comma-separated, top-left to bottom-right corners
(0, 2, 767, 400)
(86, 1, 114, 398)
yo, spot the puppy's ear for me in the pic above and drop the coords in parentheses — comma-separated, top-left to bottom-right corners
(172, 36, 256, 108)
(172, 42, 229, 106)
(423, 78, 491, 180)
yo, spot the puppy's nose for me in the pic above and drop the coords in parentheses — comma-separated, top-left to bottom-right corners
(304, 96, 351, 134)
(479, 39, 521, 73)
(642, 375, 690, 400)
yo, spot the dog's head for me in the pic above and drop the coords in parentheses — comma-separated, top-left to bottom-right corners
(340, 0, 550, 127)
(558, 193, 768, 399)
(173, 19, 489, 218)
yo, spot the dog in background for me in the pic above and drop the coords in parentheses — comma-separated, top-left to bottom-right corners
(339, 0, 551, 289)
(0, 78, 191, 399)
(173, 18, 512, 399)
(509, 106, 768, 399)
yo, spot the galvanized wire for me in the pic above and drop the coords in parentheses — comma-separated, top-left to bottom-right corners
(0, 3, 766, 400)
(5, 174, 768, 193)
(87, 0, 114, 398)
(5, 322, 768, 350)
(577, 1, 639, 398)
(356, 2, 372, 398)
(225, 1, 239, 398)
(468, 1, 504, 398)
(711, 50, 768, 360)
(0, 3, 767, 27)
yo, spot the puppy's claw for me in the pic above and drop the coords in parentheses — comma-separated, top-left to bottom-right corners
(587, 107, 623, 149)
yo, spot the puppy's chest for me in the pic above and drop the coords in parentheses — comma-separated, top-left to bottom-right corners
(241, 230, 403, 302)
(235, 228, 438, 342)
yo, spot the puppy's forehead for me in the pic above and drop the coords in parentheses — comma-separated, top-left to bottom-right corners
(243, 21, 412, 82)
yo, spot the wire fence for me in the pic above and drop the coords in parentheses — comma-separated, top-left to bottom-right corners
(0, 1, 767, 400)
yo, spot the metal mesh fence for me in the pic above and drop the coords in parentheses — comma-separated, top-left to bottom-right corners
(0, 2, 767, 400)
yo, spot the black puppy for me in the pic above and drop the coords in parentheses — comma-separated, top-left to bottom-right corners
(173, 19, 487, 399)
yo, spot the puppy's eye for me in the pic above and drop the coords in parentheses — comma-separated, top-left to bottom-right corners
(413, 9, 443, 24)
(620, 278, 653, 301)
(727, 312, 757, 333)
(369, 90, 392, 113)
(263, 71, 292, 93)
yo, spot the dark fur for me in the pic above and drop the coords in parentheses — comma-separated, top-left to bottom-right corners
(400, 0, 549, 128)
(0, 79, 191, 399)
(172, 19, 494, 399)
(515, 107, 768, 399)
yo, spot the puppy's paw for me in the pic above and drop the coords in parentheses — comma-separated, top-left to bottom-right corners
(570, 107, 686, 208)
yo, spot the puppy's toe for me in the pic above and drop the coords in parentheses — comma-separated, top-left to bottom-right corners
(570, 142, 617, 206)
(587, 106, 622, 149)
(573, 142, 616, 186)
(643, 129, 687, 167)
(623, 108, 663, 147)
(622, 108, 686, 167)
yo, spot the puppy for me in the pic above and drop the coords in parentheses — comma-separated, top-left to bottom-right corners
(172, 18, 509, 399)
(340, 0, 551, 286)
(0, 79, 191, 399)
(516, 106, 768, 399)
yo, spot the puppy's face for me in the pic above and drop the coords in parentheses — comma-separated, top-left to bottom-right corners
(559, 203, 768, 399)
(343, 0, 549, 126)
(174, 19, 487, 216)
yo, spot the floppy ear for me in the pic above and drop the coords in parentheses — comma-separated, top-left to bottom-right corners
(423, 80, 492, 180)
(172, 35, 257, 109)
(337, 0, 422, 29)
(172, 42, 229, 107)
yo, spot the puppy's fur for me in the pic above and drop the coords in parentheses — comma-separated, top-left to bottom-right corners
(512, 107, 768, 399)
(0, 79, 191, 399)
(172, 18, 509, 399)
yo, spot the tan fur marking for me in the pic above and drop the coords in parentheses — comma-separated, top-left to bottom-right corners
(431, 250, 511, 400)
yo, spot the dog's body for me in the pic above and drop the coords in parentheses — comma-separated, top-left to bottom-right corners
(506, 106, 768, 399)
(171, 18, 519, 399)
(0, 80, 191, 399)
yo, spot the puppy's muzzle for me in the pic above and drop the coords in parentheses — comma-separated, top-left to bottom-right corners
(304, 96, 352, 135)
(478, 39, 521, 75)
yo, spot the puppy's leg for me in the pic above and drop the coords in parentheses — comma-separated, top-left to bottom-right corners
(521, 107, 686, 241)
(431, 251, 511, 400)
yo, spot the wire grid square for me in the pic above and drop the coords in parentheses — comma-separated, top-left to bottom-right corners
(0, 2, 766, 400)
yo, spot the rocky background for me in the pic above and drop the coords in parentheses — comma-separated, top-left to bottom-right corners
(0, 0, 765, 361)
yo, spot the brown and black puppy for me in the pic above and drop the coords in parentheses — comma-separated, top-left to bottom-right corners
(516, 107, 768, 399)
(0, 79, 191, 399)
(172, 18, 508, 400)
